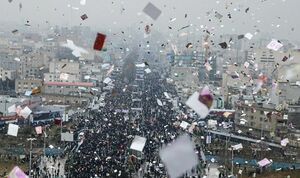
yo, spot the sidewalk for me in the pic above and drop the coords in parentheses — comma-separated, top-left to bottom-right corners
(205, 164, 220, 178)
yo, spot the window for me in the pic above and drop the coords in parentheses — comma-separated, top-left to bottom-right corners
(260, 117, 263, 121)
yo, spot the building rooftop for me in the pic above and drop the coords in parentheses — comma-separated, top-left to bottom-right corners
(44, 81, 94, 87)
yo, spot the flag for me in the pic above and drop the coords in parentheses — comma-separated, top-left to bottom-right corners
(31, 87, 41, 95)
(257, 158, 272, 167)
(244, 33, 253, 40)
(198, 86, 213, 109)
(93, 33, 106, 51)
(280, 138, 289, 147)
(81, 14, 88, 20)
(24, 90, 32, 96)
(7, 104, 16, 113)
(159, 134, 199, 178)
(61, 132, 74, 142)
(267, 39, 283, 51)
(59, 73, 69, 80)
(232, 143, 243, 150)
(35, 126, 42, 135)
(206, 135, 211, 144)
(54, 117, 62, 125)
(180, 121, 190, 130)
(186, 86, 213, 119)
(15, 106, 22, 116)
(19, 106, 32, 119)
(145, 25, 151, 34)
(7, 124, 19, 137)
(157, 99, 163, 106)
(80, 0, 86, 5)
(8, 166, 28, 178)
(142, 2, 162, 20)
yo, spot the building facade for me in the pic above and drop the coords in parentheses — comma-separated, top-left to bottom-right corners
(235, 102, 287, 138)
(43, 81, 94, 96)
(15, 78, 43, 94)
(0, 67, 16, 81)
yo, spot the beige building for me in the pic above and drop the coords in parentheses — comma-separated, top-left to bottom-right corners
(44, 59, 82, 83)
(171, 66, 200, 101)
(15, 78, 43, 94)
(42, 94, 90, 106)
(235, 102, 287, 138)
(49, 60, 80, 75)
(18, 54, 50, 79)
(43, 81, 94, 96)
(44, 73, 81, 82)
(81, 63, 101, 74)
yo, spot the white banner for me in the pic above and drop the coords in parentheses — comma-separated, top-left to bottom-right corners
(61, 132, 74, 142)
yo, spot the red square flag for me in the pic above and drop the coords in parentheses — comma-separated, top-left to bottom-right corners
(93, 33, 106, 51)
(54, 117, 62, 125)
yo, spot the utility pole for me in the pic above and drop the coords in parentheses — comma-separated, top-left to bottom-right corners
(43, 126, 47, 157)
(231, 148, 234, 176)
(27, 138, 37, 178)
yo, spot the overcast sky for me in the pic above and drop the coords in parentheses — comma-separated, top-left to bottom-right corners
(0, 0, 299, 42)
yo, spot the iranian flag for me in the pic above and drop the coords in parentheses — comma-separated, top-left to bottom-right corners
(54, 117, 62, 125)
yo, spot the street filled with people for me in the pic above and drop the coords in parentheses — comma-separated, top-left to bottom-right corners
(66, 63, 205, 178)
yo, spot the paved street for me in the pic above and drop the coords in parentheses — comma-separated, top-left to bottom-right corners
(205, 164, 220, 178)
(39, 156, 66, 177)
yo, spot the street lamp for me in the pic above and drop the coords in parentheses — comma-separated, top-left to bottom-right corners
(27, 138, 37, 178)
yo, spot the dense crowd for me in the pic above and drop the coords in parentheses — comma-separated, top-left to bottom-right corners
(66, 67, 204, 178)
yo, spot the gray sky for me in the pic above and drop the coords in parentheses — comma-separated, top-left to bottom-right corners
(1, 0, 299, 42)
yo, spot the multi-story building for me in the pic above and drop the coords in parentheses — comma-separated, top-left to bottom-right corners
(15, 78, 43, 94)
(17, 53, 50, 79)
(0, 66, 16, 81)
(277, 81, 300, 105)
(44, 73, 81, 82)
(49, 60, 80, 75)
(253, 48, 300, 82)
(81, 63, 101, 75)
(43, 81, 94, 96)
(235, 101, 287, 138)
(170, 66, 200, 101)
(44, 60, 82, 83)
(0, 53, 19, 72)
(42, 81, 95, 106)
(287, 102, 300, 130)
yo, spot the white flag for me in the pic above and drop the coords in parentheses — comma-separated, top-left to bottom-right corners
(7, 124, 19, 137)
(267, 39, 283, 51)
(7, 104, 16, 113)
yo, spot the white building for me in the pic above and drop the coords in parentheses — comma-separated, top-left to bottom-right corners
(44, 73, 81, 82)
(0, 67, 17, 81)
